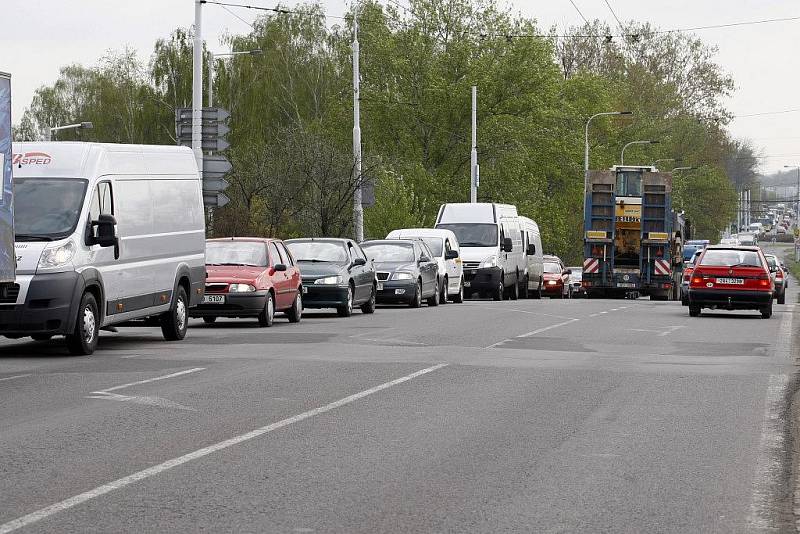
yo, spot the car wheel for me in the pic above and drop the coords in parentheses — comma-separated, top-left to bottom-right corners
(519, 276, 529, 299)
(531, 279, 542, 299)
(67, 292, 100, 355)
(493, 275, 504, 301)
(287, 291, 302, 323)
(160, 285, 188, 341)
(778, 292, 786, 305)
(427, 279, 440, 306)
(258, 292, 275, 327)
(689, 305, 701, 317)
(31, 334, 52, 341)
(337, 285, 354, 317)
(203, 316, 217, 324)
(452, 278, 464, 303)
(360, 284, 376, 314)
(440, 276, 448, 304)
(761, 303, 773, 319)
(410, 280, 422, 308)
(508, 275, 519, 300)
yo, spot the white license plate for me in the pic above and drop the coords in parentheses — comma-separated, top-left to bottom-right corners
(716, 277, 744, 285)
(617, 282, 637, 288)
(464, 281, 471, 288)
(377, 282, 383, 291)
(203, 294, 225, 304)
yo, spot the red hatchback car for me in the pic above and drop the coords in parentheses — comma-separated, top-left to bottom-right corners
(190, 238, 303, 326)
(687, 245, 773, 318)
(542, 255, 571, 298)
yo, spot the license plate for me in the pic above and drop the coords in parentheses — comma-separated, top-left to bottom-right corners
(203, 294, 225, 304)
(302, 286, 308, 294)
(464, 281, 471, 288)
(617, 282, 636, 288)
(377, 282, 383, 291)
(716, 277, 744, 285)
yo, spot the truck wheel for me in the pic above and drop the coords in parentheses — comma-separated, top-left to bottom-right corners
(493, 276, 504, 301)
(66, 292, 100, 355)
(160, 285, 188, 341)
(689, 305, 701, 317)
(519, 276, 529, 299)
(508, 275, 519, 300)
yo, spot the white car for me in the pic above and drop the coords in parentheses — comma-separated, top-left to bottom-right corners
(5, 142, 206, 354)
(385, 228, 464, 303)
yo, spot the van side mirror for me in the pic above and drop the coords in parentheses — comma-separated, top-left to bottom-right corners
(274, 263, 287, 272)
(445, 250, 459, 260)
(526, 244, 536, 256)
(91, 214, 119, 259)
(502, 238, 513, 252)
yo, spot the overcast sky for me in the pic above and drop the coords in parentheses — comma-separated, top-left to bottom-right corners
(3, 0, 798, 174)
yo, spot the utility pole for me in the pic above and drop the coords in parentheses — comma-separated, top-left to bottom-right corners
(352, 9, 363, 242)
(192, 1, 203, 181)
(470, 86, 478, 203)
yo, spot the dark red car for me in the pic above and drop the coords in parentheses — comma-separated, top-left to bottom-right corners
(542, 255, 571, 298)
(190, 238, 303, 326)
(687, 245, 773, 318)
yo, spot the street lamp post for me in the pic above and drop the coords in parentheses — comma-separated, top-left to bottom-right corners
(48, 122, 93, 141)
(208, 49, 262, 108)
(671, 166, 694, 172)
(620, 140, 659, 165)
(784, 165, 800, 231)
(652, 158, 679, 168)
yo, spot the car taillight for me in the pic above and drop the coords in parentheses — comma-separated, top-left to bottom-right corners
(776, 271, 783, 279)
(691, 276, 702, 284)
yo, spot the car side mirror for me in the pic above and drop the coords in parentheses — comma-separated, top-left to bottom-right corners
(352, 257, 367, 267)
(526, 244, 536, 255)
(274, 263, 287, 272)
(502, 238, 513, 252)
(565, 269, 572, 275)
(419, 256, 430, 264)
(445, 250, 459, 260)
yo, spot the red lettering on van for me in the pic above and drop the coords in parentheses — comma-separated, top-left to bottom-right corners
(11, 152, 52, 165)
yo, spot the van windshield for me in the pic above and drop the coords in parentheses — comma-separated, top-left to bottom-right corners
(436, 223, 497, 247)
(14, 178, 88, 241)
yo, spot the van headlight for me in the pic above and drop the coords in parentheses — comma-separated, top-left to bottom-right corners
(479, 255, 498, 268)
(38, 241, 76, 269)
(229, 283, 256, 292)
(392, 272, 414, 280)
(314, 275, 343, 285)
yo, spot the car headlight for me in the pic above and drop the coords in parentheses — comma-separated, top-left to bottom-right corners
(547, 280, 558, 285)
(392, 272, 414, 280)
(229, 283, 256, 292)
(38, 241, 76, 269)
(479, 255, 498, 268)
(314, 275, 343, 285)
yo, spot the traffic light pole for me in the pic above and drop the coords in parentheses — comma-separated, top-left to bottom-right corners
(192, 1, 204, 182)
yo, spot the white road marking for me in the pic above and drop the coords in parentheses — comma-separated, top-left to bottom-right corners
(517, 319, 581, 338)
(482, 307, 576, 321)
(0, 363, 448, 534)
(0, 374, 32, 383)
(99, 368, 206, 393)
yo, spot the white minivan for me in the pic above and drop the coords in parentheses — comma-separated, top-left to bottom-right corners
(435, 203, 526, 300)
(4, 142, 206, 354)
(518, 216, 544, 298)
(385, 228, 464, 303)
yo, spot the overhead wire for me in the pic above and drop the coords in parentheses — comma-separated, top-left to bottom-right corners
(567, 0, 590, 25)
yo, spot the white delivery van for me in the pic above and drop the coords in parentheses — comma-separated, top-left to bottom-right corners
(518, 216, 544, 298)
(385, 227, 464, 303)
(435, 203, 526, 300)
(5, 142, 205, 354)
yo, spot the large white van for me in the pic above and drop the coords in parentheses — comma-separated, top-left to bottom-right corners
(4, 142, 206, 354)
(435, 203, 526, 300)
(518, 216, 544, 298)
(385, 227, 464, 303)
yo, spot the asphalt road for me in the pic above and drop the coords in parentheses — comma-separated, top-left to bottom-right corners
(1, 252, 798, 533)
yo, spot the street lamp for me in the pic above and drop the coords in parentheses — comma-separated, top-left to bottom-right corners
(783, 165, 800, 229)
(49, 122, 93, 141)
(584, 110, 632, 218)
(652, 158, 679, 168)
(671, 166, 694, 172)
(620, 140, 659, 165)
(208, 48, 262, 107)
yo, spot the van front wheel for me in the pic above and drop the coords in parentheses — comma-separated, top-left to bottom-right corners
(66, 292, 100, 355)
(161, 285, 188, 341)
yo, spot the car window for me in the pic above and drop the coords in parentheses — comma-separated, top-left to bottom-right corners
(699, 249, 762, 267)
(268, 242, 282, 266)
(89, 181, 114, 221)
(278, 242, 294, 267)
(352, 243, 367, 261)
(419, 237, 443, 257)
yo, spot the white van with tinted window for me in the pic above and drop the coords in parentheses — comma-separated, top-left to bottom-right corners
(4, 142, 205, 354)
(385, 227, 464, 303)
(435, 203, 526, 300)
(518, 216, 544, 298)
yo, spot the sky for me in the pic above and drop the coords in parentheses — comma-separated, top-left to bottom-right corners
(2, 0, 798, 174)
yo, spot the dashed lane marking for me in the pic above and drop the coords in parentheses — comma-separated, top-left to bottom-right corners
(0, 374, 32, 383)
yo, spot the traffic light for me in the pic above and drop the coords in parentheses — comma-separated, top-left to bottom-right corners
(175, 107, 232, 207)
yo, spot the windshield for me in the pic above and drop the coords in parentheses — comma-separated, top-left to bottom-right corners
(683, 245, 704, 261)
(543, 262, 562, 274)
(699, 249, 762, 268)
(436, 223, 497, 247)
(419, 237, 443, 257)
(765, 255, 778, 268)
(206, 241, 268, 267)
(286, 241, 348, 263)
(14, 178, 88, 240)
(362, 242, 415, 262)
